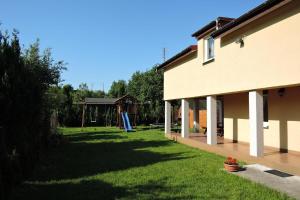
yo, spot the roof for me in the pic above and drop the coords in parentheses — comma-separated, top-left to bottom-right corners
(84, 98, 118, 105)
(211, 0, 287, 38)
(156, 45, 197, 70)
(115, 94, 137, 104)
(82, 95, 138, 105)
(156, 0, 291, 72)
(191, 20, 216, 38)
(191, 17, 235, 38)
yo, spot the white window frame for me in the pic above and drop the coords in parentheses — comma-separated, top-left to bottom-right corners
(263, 91, 269, 129)
(204, 36, 214, 62)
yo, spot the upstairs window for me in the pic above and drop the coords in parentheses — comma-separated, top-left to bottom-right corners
(204, 36, 214, 61)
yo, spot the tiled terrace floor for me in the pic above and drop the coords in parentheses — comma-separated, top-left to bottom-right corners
(167, 133, 300, 176)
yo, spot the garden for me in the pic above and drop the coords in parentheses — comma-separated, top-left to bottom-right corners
(11, 127, 292, 200)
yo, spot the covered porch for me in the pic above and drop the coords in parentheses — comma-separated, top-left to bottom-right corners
(164, 86, 300, 176)
(166, 132, 300, 176)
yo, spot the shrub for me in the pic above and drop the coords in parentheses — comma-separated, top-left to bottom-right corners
(0, 29, 65, 199)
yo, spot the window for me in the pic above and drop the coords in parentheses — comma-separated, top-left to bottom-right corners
(204, 37, 214, 61)
(263, 90, 269, 128)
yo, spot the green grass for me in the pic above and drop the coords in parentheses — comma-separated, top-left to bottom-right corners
(12, 127, 292, 200)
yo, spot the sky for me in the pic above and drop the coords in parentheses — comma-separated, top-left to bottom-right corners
(1, 0, 264, 92)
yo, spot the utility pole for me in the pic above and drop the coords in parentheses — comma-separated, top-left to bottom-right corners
(163, 48, 166, 62)
(91, 83, 94, 91)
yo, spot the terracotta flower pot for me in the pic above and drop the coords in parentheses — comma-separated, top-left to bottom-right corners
(224, 163, 240, 172)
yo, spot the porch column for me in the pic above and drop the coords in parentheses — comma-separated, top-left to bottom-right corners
(165, 101, 171, 135)
(193, 99, 199, 132)
(181, 99, 189, 138)
(207, 96, 217, 145)
(249, 91, 264, 157)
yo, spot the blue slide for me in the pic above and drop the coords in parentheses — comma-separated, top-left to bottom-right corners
(121, 112, 132, 132)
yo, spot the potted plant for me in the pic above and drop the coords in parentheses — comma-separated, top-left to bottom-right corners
(224, 157, 240, 172)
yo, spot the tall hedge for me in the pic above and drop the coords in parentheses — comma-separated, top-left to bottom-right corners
(0, 30, 65, 199)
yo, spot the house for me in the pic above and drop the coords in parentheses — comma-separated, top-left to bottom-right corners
(158, 0, 300, 157)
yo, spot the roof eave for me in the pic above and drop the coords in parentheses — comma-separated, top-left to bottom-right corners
(212, 0, 291, 38)
(156, 45, 197, 71)
(191, 17, 235, 39)
(191, 21, 216, 38)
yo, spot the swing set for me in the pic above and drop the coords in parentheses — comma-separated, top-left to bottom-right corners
(80, 95, 138, 128)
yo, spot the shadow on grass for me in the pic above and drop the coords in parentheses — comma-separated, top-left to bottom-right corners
(21, 128, 189, 180)
(136, 126, 152, 130)
(13, 179, 128, 200)
(65, 129, 124, 137)
(27, 139, 187, 182)
(11, 128, 196, 199)
(13, 178, 198, 200)
(67, 131, 127, 142)
(136, 127, 164, 132)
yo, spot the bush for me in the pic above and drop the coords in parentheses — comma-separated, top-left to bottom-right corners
(0, 29, 65, 199)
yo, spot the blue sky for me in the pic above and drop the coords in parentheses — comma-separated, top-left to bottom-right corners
(1, 0, 264, 91)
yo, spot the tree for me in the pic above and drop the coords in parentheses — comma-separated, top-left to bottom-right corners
(128, 65, 163, 124)
(48, 82, 108, 127)
(108, 80, 127, 98)
(61, 84, 75, 125)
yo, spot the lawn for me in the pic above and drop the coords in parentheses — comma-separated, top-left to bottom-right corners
(12, 127, 292, 200)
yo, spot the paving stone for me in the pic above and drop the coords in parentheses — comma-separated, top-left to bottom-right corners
(231, 164, 300, 200)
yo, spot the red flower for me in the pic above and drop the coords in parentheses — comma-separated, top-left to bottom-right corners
(225, 157, 238, 165)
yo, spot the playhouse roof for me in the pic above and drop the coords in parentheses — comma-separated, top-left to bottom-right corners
(82, 95, 138, 105)
(114, 94, 138, 104)
(84, 98, 118, 105)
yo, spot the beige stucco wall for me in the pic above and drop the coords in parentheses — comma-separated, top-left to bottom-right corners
(265, 87, 300, 152)
(224, 87, 300, 152)
(164, 1, 300, 100)
(224, 93, 249, 143)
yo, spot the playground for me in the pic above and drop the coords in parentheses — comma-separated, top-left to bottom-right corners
(80, 94, 138, 131)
